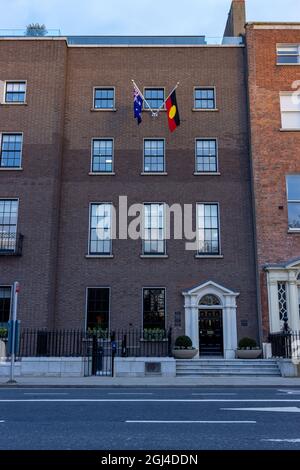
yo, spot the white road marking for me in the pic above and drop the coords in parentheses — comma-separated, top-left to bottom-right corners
(0, 399, 300, 403)
(277, 390, 300, 395)
(126, 420, 256, 424)
(222, 407, 300, 413)
(0, 420, 5, 423)
(262, 439, 300, 443)
(108, 393, 153, 395)
(192, 393, 237, 396)
(24, 393, 69, 395)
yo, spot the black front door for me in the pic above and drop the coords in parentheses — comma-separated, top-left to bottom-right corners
(199, 309, 223, 356)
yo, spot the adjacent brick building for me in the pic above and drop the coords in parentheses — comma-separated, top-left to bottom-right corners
(0, 0, 260, 359)
(246, 22, 300, 338)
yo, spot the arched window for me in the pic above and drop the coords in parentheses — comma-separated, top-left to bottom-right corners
(199, 294, 221, 306)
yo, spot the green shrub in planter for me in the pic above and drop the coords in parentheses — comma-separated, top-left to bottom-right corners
(174, 335, 193, 349)
(238, 337, 257, 349)
(0, 327, 8, 340)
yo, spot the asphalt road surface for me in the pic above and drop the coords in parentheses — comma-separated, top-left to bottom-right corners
(0, 386, 300, 450)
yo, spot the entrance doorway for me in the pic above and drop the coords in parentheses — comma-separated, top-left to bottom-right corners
(199, 309, 223, 356)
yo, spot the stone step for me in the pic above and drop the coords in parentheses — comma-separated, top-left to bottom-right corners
(176, 371, 281, 376)
(175, 359, 281, 376)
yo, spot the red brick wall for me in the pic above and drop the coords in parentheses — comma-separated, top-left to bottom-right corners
(246, 26, 300, 337)
(0, 39, 67, 328)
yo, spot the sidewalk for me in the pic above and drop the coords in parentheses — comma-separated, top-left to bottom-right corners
(1, 376, 300, 387)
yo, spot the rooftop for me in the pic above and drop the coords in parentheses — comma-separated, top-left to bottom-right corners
(0, 30, 244, 46)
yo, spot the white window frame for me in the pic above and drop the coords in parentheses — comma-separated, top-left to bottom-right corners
(143, 87, 166, 111)
(280, 92, 300, 130)
(277, 44, 300, 65)
(0, 132, 23, 169)
(194, 138, 219, 174)
(143, 138, 166, 174)
(92, 86, 116, 111)
(193, 86, 217, 111)
(88, 202, 113, 256)
(3, 80, 27, 104)
(286, 175, 300, 232)
(90, 138, 114, 174)
(142, 202, 166, 256)
(0, 198, 20, 253)
(196, 202, 221, 256)
(142, 286, 167, 331)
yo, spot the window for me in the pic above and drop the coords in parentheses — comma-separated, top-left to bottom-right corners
(277, 282, 288, 322)
(280, 93, 300, 130)
(0, 200, 18, 252)
(5, 81, 26, 103)
(86, 287, 109, 330)
(0, 286, 11, 323)
(91, 139, 113, 173)
(143, 203, 165, 255)
(144, 139, 165, 173)
(199, 294, 221, 306)
(93, 88, 115, 109)
(0, 134, 22, 168)
(194, 88, 216, 109)
(143, 288, 166, 330)
(277, 45, 300, 64)
(287, 175, 300, 230)
(196, 139, 218, 172)
(144, 88, 164, 110)
(89, 203, 112, 255)
(197, 203, 220, 255)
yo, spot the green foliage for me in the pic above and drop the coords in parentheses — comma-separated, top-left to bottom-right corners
(143, 329, 166, 341)
(238, 337, 257, 349)
(0, 327, 8, 339)
(175, 335, 193, 349)
(26, 23, 48, 37)
(87, 327, 108, 339)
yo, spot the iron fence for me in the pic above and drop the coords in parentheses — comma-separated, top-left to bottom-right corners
(18, 328, 172, 358)
(269, 331, 300, 359)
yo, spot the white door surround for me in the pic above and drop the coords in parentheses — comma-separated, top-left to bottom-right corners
(183, 281, 239, 359)
(265, 258, 300, 333)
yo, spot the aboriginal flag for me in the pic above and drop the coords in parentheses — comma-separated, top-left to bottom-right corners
(166, 89, 180, 132)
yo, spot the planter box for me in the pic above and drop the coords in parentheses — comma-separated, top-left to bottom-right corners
(172, 349, 198, 359)
(0, 339, 7, 359)
(236, 349, 262, 359)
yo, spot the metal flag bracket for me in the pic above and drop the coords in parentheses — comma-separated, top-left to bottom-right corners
(132, 79, 180, 118)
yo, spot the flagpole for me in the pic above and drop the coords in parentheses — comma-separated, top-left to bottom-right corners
(132, 79, 157, 117)
(159, 81, 180, 110)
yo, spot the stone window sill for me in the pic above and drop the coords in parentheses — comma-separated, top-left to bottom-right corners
(140, 254, 169, 259)
(194, 172, 220, 176)
(0, 167, 23, 171)
(90, 108, 117, 112)
(85, 255, 114, 259)
(140, 172, 168, 176)
(280, 128, 300, 132)
(288, 230, 300, 234)
(89, 172, 115, 176)
(195, 254, 224, 259)
(192, 108, 219, 112)
(0, 102, 27, 106)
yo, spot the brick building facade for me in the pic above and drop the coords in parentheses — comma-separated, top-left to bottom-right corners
(246, 23, 300, 339)
(0, 1, 260, 359)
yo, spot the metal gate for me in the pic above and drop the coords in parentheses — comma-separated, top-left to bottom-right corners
(83, 334, 116, 377)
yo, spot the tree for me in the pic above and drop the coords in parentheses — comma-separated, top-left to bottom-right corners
(25, 23, 48, 37)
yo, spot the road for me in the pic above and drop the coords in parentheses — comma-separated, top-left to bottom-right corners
(0, 386, 300, 450)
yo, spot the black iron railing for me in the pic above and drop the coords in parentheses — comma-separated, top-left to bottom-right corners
(18, 328, 173, 358)
(269, 331, 300, 359)
(0, 232, 23, 256)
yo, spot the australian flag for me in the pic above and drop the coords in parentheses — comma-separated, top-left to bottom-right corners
(133, 86, 143, 125)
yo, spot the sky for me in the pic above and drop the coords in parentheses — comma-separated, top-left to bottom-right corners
(0, 0, 299, 37)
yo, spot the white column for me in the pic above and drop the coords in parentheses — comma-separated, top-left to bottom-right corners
(223, 294, 238, 359)
(184, 294, 199, 357)
(267, 277, 281, 333)
(288, 271, 300, 331)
